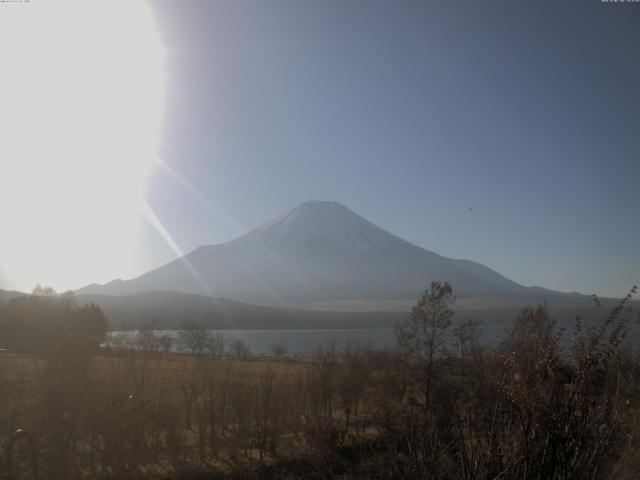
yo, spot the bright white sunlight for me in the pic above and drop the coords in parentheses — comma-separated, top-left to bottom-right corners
(0, 0, 164, 291)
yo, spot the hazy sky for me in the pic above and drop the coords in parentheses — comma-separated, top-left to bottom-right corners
(1, 1, 637, 297)
(141, 0, 639, 298)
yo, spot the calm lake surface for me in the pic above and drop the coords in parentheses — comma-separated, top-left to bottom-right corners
(108, 325, 510, 355)
(108, 315, 640, 355)
(109, 328, 396, 354)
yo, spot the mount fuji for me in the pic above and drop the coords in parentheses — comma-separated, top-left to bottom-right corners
(77, 201, 578, 306)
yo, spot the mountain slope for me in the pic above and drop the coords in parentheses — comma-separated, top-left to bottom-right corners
(77, 201, 577, 304)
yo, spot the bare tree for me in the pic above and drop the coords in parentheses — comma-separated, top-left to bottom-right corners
(178, 320, 210, 356)
(206, 332, 226, 358)
(31, 284, 57, 297)
(136, 321, 161, 353)
(395, 280, 454, 407)
(230, 338, 250, 359)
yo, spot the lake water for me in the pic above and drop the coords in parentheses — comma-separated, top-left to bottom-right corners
(107, 324, 511, 355)
(108, 314, 640, 355)
(109, 328, 396, 354)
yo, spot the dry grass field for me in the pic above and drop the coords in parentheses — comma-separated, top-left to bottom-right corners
(1, 284, 639, 479)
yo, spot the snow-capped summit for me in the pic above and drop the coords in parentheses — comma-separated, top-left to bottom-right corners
(239, 201, 406, 254)
(77, 201, 574, 305)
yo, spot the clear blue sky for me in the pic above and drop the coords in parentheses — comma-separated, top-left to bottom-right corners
(142, 0, 639, 298)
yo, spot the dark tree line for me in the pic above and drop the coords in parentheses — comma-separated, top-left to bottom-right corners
(0, 286, 107, 353)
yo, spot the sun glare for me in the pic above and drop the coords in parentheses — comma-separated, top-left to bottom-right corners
(0, 1, 165, 291)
